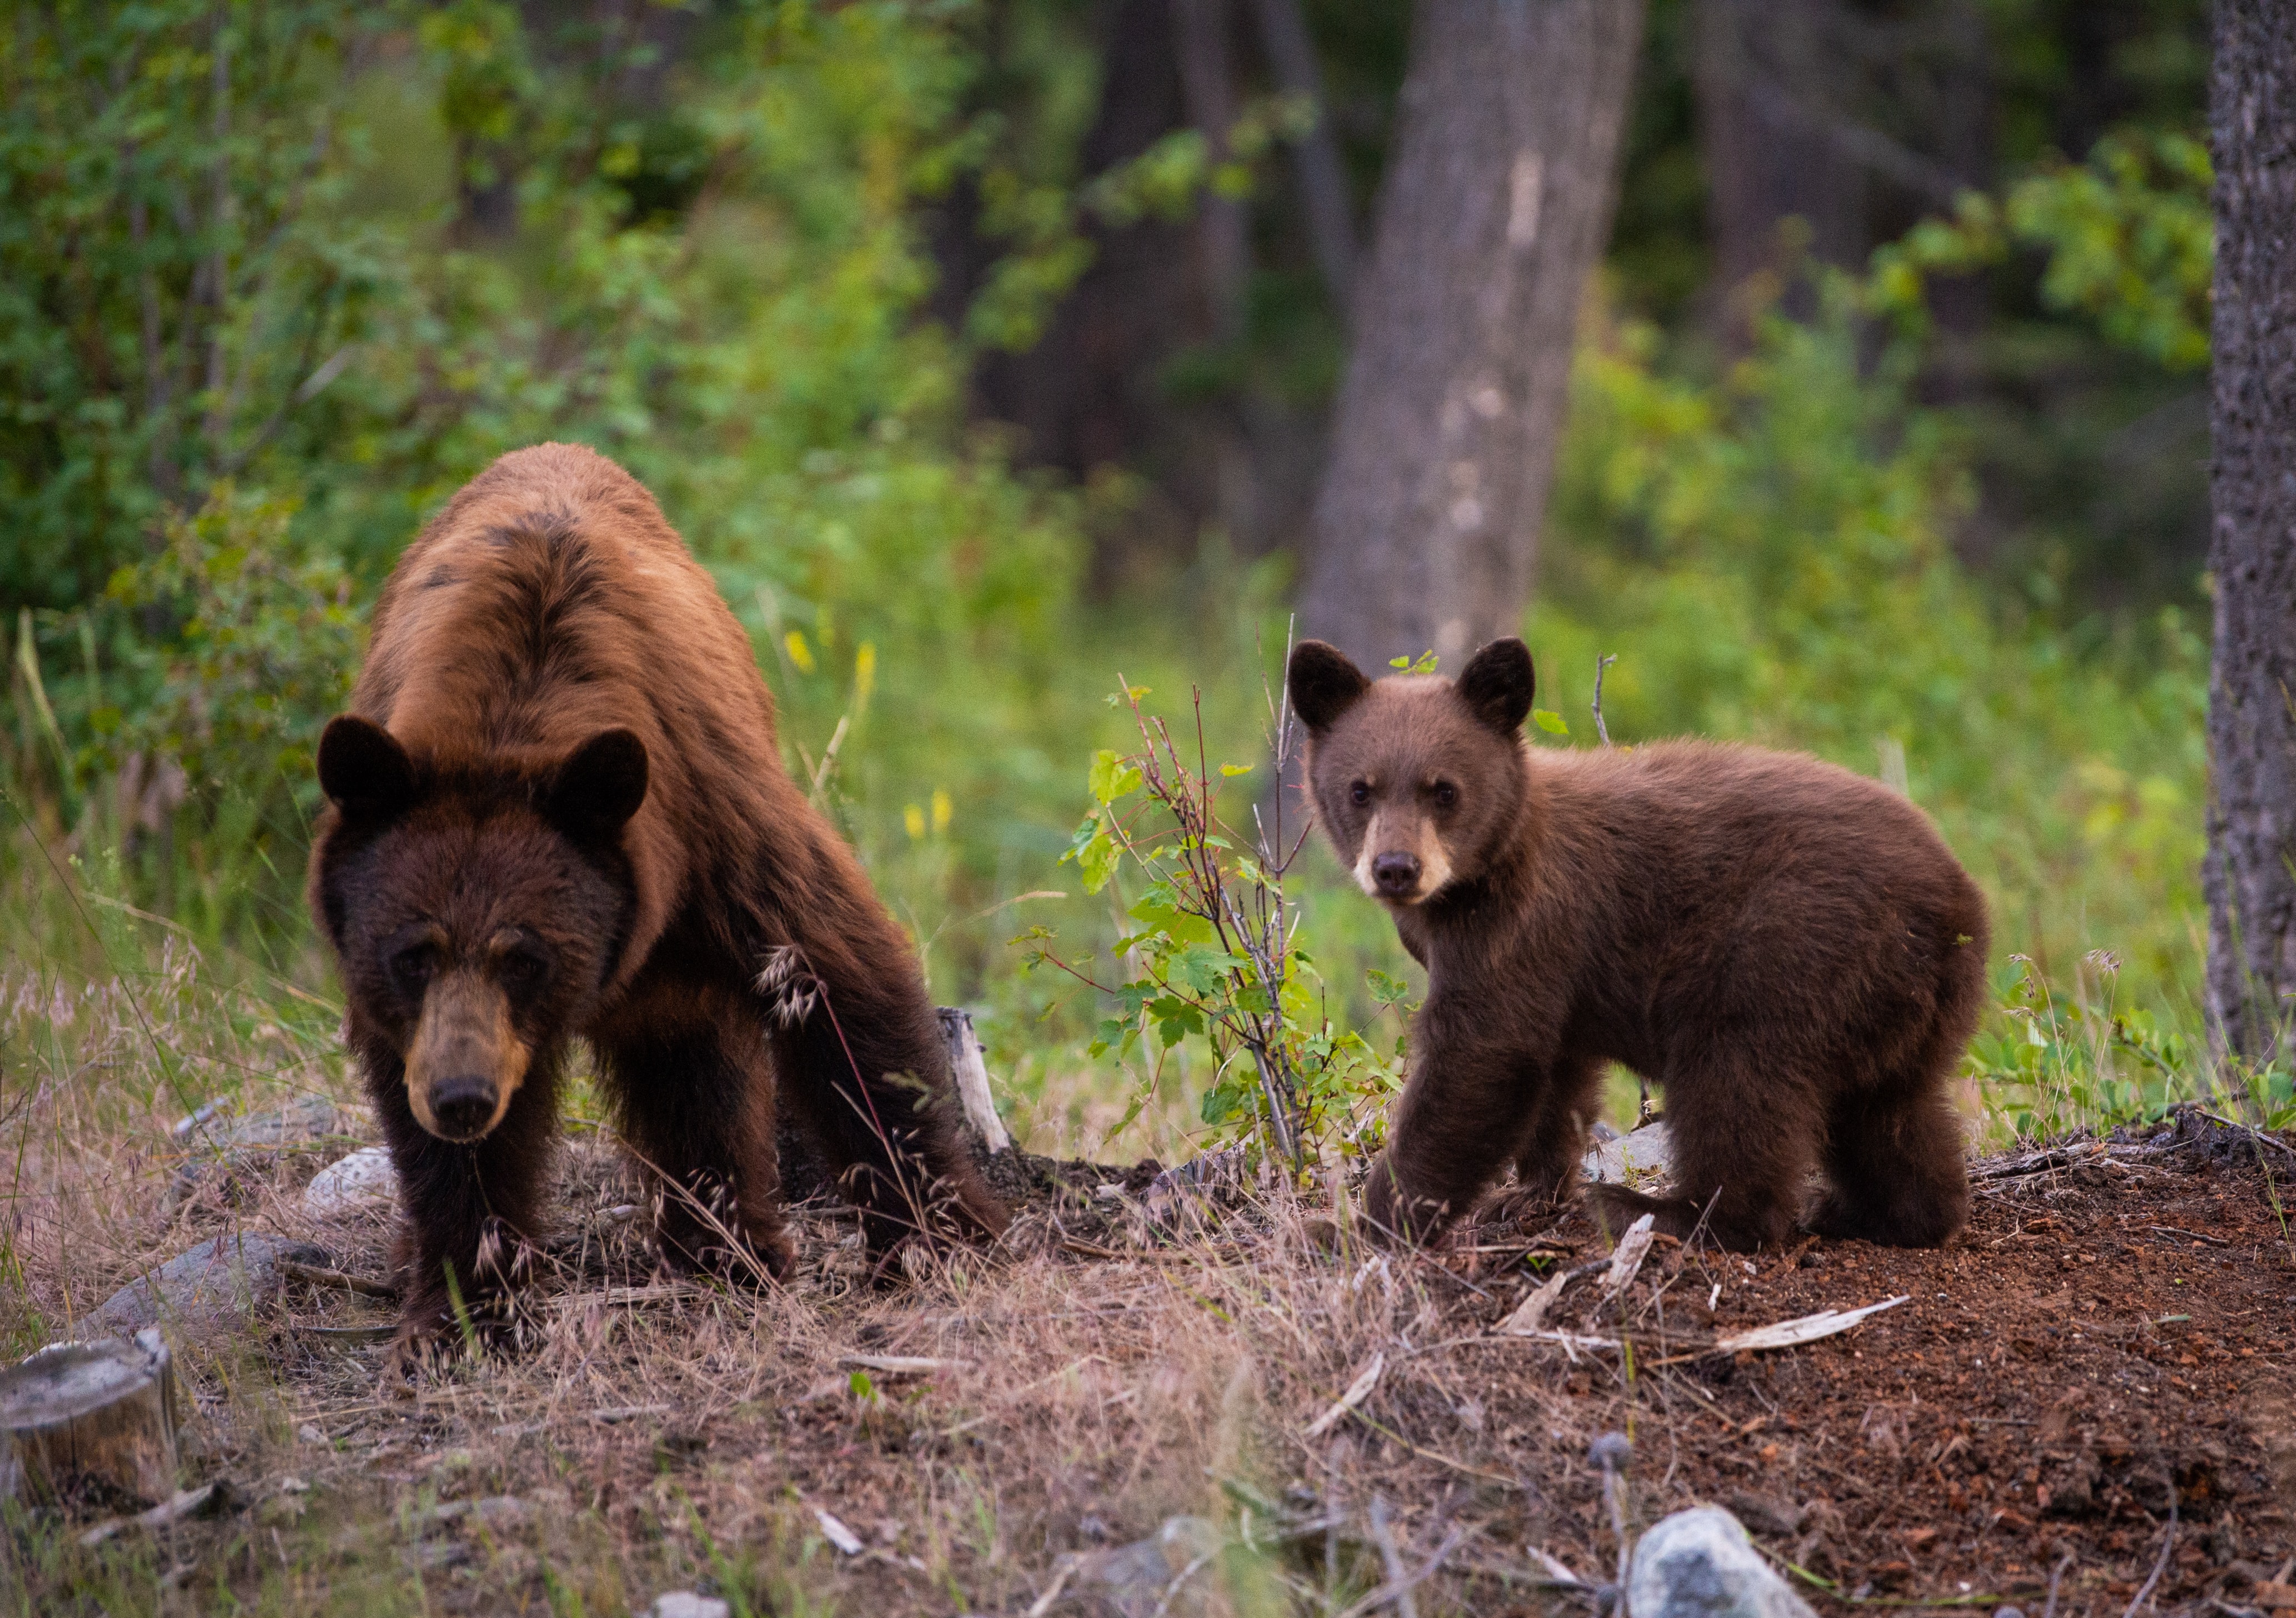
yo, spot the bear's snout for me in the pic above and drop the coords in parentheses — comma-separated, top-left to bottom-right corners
(403, 972, 529, 1142)
(1371, 851, 1422, 898)
(428, 1074, 501, 1141)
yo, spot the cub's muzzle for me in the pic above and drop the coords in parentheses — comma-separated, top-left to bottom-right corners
(404, 972, 528, 1143)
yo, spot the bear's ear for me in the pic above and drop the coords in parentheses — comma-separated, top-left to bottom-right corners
(317, 716, 419, 823)
(1287, 640, 1371, 733)
(547, 728, 649, 841)
(1456, 638, 1536, 735)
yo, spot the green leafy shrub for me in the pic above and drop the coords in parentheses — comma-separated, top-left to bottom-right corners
(1022, 678, 1407, 1169)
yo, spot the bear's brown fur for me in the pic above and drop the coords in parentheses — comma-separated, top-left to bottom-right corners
(1288, 636, 1987, 1251)
(309, 443, 1006, 1353)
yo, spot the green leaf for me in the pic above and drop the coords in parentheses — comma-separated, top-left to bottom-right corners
(1219, 762, 1253, 777)
(1089, 748, 1144, 804)
(1532, 708, 1570, 735)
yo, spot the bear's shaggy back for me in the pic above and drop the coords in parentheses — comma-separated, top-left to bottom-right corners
(353, 442, 800, 994)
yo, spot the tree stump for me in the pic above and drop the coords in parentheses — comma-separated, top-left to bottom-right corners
(0, 1329, 179, 1505)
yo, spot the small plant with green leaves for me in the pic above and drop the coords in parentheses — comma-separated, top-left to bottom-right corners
(1964, 951, 2285, 1141)
(1021, 658, 1405, 1174)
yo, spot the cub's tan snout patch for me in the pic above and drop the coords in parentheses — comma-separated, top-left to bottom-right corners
(404, 973, 529, 1140)
(1352, 812, 1456, 905)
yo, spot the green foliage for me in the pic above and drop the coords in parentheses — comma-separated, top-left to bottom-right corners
(0, 0, 387, 609)
(1870, 128, 2214, 370)
(1971, 954, 2294, 1140)
(1031, 682, 1405, 1168)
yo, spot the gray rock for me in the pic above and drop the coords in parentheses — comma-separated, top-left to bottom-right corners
(303, 1147, 395, 1215)
(650, 1596, 731, 1618)
(1071, 1515, 1221, 1618)
(1583, 1120, 1672, 1187)
(168, 1098, 359, 1213)
(87, 1232, 330, 1336)
(1627, 1507, 1818, 1618)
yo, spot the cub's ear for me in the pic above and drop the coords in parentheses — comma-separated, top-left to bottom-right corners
(1456, 638, 1536, 735)
(1287, 640, 1371, 733)
(317, 716, 419, 822)
(547, 728, 649, 840)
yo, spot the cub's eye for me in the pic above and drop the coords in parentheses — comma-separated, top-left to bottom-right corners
(1350, 781, 1371, 807)
(390, 944, 439, 992)
(499, 949, 550, 996)
(1432, 782, 1458, 810)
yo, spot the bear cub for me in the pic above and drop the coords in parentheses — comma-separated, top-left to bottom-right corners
(310, 444, 1006, 1359)
(1289, 636, 1987, 1251)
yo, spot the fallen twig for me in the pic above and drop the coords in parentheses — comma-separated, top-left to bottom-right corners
(78, 1481, 228, 1547)
(2120, 1479, 2177, 1618)
(280, 1259, 399, 1299)
(1306, 1351, 1386, 1439)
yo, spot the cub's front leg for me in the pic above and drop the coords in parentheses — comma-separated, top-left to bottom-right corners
(1361, 1017, 1550, 1245)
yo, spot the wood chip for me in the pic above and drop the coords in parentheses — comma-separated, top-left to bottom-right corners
(1603, 1213, 1657, 1295)
(816, 1508, 864, 1555)
(1711, 1295, 1910, 1354)
(836, 1355, 967, 1377)
(1495, 1266, 1583, 1336)
(1305, 1351, 1385, 1438)
(2252, 1582, 2296, 1611)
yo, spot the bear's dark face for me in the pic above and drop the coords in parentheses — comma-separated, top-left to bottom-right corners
(315, 718, 646, 1143)
(1287, 638, 1535, 907)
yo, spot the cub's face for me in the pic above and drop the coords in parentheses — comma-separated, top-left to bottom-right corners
(1287, 637, 1536, 908)
(314, 719, 646, 1143)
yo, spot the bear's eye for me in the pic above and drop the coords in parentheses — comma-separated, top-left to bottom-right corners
(499, 949, 550, 996)
(390, 943, 439, 993)
(1431, 781, 1458, 810)
(1350, 781, 1371, 807)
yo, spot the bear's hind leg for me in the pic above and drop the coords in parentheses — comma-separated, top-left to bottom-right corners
(596, 993, 794, 1283)
(1590, 1054, 1807, 1250)
(1808, 1071, 1969, 1247)
(759, 935, 1006, 1261)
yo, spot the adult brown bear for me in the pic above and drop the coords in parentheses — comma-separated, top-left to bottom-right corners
(309, 443, 1006, 1355)
(1288, 636, 1987, 1252)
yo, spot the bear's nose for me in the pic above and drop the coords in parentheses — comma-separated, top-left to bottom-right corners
(429, 1076, 500, 1141)
(1371, 851, 1422, 897)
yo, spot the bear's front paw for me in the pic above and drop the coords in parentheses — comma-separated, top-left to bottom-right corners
(1359, 1158, 1456, 1246)
(387, 1286, 532, 1376)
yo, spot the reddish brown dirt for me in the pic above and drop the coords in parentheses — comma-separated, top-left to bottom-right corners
(1432, 1107, 2296, 1615)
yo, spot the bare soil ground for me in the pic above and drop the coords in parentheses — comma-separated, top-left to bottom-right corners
(10, 1107, 2295, 1617)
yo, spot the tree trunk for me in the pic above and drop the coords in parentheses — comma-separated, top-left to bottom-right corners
(1249, 0, 1358, 314)
(1693, 0, 1868, 303)
(2205, 0, 2296, 1067)
(1297, 0, 1646, 670)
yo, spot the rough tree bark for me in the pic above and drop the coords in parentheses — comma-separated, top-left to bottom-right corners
(2205, 0, 2296, 1066)
(1297, 0, 1647, 670)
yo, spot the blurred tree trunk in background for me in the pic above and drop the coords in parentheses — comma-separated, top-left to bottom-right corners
(1298, 0, 1646, 670)
(2204, 0, 2296, 1067)
(1693, 0, 1867, 300)
(1249, 0, 1358, 313)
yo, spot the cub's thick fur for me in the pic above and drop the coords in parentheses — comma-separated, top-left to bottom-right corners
(309, 443, 1005, 1354)
(1289, 636, 1986, 1251)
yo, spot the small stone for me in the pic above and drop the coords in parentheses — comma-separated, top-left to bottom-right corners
(1994, 1606, 2027, 1618)
(87, 1233, 331, 1336)
(650, 1595, 731, 1618)
(1072, 1515, 1221, 1618)
(297, 1424, 327, 1446)
(303, 1147, 395, 1215)
(1583, 1120, 1672, 1186)
(1627, 1506, 1819, 1618)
